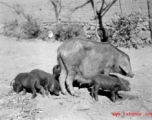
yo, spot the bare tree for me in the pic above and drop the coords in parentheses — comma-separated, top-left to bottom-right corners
(72, 0, 118, 42)
(0, 2, 23, 16)
(147, 0, 152, 42)
(50, 0, 62, 23)
(0, 1, 32, 21)
(119, 0, 122, 14)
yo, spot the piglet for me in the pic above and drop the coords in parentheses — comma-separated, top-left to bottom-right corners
(52, 65, 60, 81)
(91, 74, 131, 102)
(30, 69, 60, 96)
(13, 72, 45, 99)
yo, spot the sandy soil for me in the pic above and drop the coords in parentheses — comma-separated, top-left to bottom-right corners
(0, 35, 152, 120)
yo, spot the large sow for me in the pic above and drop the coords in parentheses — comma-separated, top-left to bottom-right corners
(57, 39, 134, 95)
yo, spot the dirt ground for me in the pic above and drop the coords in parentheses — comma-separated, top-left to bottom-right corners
(0, 35, 152, 120)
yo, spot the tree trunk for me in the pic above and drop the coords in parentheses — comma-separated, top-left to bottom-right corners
(50, 0, 61, 24)
(97, 13, 108, 42)
(95, 18, 100, 42)
(147, 0, 152, 42)
(55, 8, 59, 23)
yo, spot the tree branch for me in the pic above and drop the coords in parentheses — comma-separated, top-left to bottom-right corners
(51, 0, 57, 9)
(119, 0, 123, 14)
(89, 0, 100, 41)
(72, 0, 90, 13)
(0, 1, 13, 9)
(59, 0, 62, 14)
(101, 0, 117, 17)
(99, 0, 105, 15)
(50, 0, 62, 23)
(90, 0, 98, 19)
(0, 2, 21, 15)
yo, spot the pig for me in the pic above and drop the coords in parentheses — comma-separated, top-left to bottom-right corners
(30, 69, 60, 96)
(13, 72, 45, 99)
(57, 38, 134, 96)
(91, 74, 131, 102)
(52, 64, 60, 80)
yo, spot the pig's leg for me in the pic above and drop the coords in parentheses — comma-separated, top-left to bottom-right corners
(103, 68, 111, 76)
(111, 90, 116, 102)
(94, 85, 100, 101)
(66, 68, 77, 96)
(58, 58, 68, 95)
(115, 91, 123, 99)
(91, 86, 95, 98)
(22, 88, 26, 95)
(44, 85, 49, 96)
(49, 84, 55, 93)
(31, 87, 37, 99)
(35, 81, 45, 98)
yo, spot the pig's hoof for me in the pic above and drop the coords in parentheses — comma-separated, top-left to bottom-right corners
(61, 90, 68, 95)
(45, 91, 49, 96)
(112, 100, 116, 103)
(73, 92, 79, 97)
(42, 94, 45, 98)
(118, 95, 123, 99)
(116, 94, 123, 100)
(22, 92, 26, 95)
(31, 96, 35, 99)
(111, 98, 116, 103)
(70, 90, 79, 97)
(95, 99, 99, 101)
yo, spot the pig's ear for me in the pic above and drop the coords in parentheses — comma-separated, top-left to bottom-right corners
(10, 79, 15, 86)
(119, 57, 130, 75)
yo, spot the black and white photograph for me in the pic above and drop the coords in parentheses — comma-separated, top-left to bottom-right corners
(0, 0, 152, 120)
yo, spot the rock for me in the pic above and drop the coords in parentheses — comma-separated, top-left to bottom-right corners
(48, 30, 54, 39)
(139, 30, 151, 40)
(0, 24, 4, 34)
